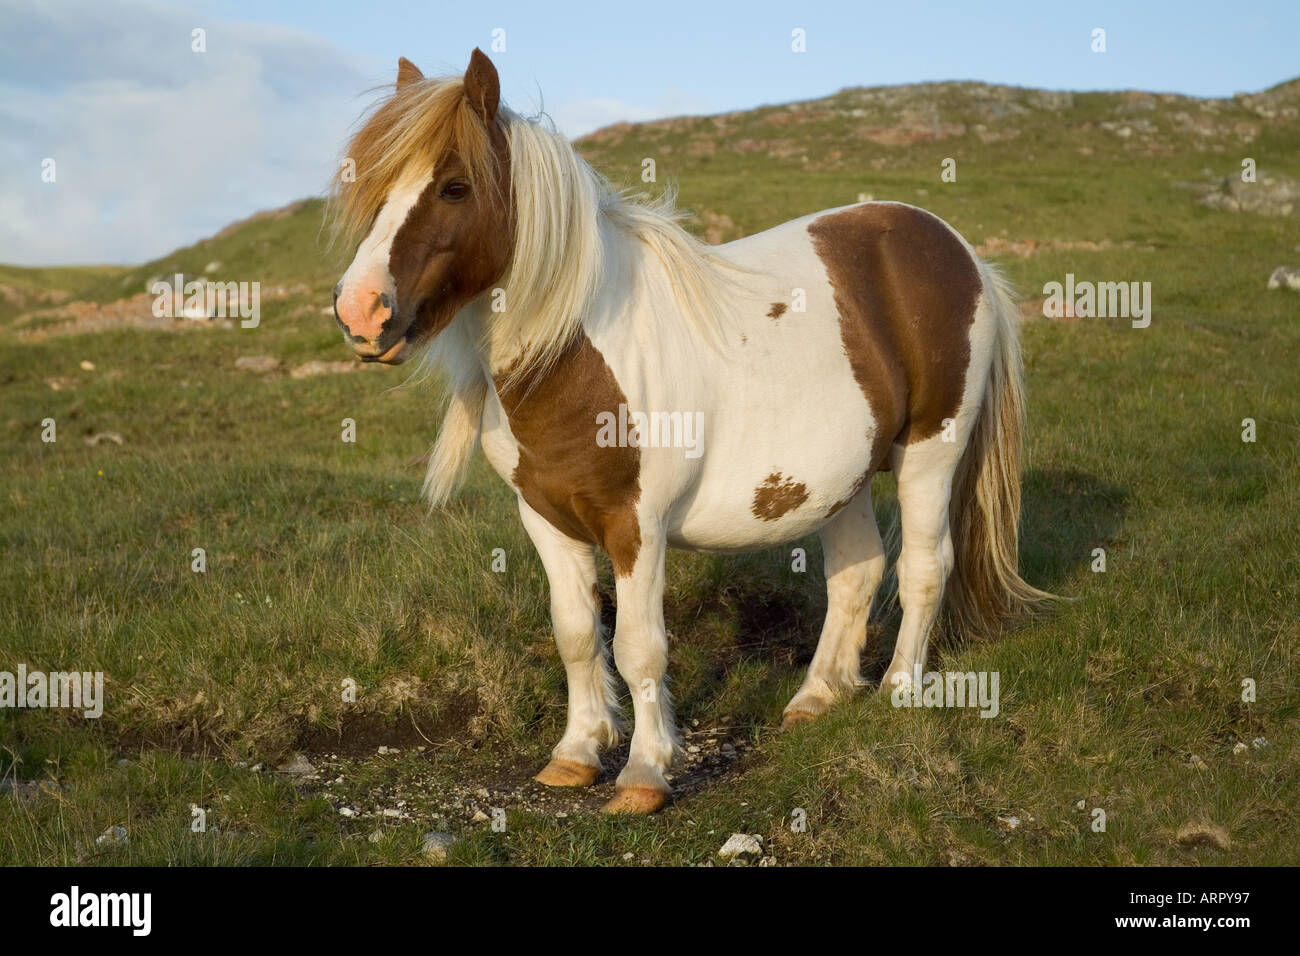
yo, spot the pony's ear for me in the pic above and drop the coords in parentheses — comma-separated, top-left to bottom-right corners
(463, 47, 500, 124)
(396, 57, 424, 90)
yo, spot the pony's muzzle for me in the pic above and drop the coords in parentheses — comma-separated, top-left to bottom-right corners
(334, 280, 407, 362)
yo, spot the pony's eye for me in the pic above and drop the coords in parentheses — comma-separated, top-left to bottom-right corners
(440, 180, 470, 201)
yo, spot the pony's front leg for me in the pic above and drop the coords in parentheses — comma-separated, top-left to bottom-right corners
(602, 527, 678, 814)
(517, 500, 620, 787)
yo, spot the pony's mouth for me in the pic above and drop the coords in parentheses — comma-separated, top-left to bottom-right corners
(354, 338, 409, 364)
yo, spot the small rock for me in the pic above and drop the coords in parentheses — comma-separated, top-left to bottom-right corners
(83, 432, 125, 446)
(1189, 754, 1208, 770)
(368, 830, 384, 844)
(1252, 737, 1269, 749)
(718, 832, 764, 862)
(382, 808, 402, 819)
(472, 809, 490, 823)
(79, 360, 95, 371)
(96, 825, 128, 847)
(1233, 742, 1249, 756)
(1075, 799, 1087, 811)
(235, 355, 281, 373)
(1176, 821, 1230, 850)
(996, 814, 1021, 831)
(276, 754, 315, 777)
(1267, 266, 1300, 291)
(622, 852, 634, 861)
(338, 806, 357, 818)
(290, 359, 359, 379)
(420, 832, 459, 863)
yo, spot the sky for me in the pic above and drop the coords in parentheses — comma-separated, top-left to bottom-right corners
(1, 0, 1296, 266)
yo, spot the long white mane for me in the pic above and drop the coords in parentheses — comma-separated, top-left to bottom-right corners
(421, 104, 745, 505)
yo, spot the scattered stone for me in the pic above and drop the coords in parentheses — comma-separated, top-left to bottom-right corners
(290, 360, 360, 379)
(1075, 799, 1087, 811)
(1176, 821, 1230, 850)
(1194, 171, 1299, 217)
(1267, 266, 1300, 291)
(96, 825, 128, 847)
(1233, 742, 1249, 756)
(276, 754, 315, 777)
(1188, 754, 1208, 770)
(235, 355, 281, 373)
(718, 832, 764, 862)
(79, 360, 95, 371)
(368, 830, 384, 844)
(472, 809, 490, 823)
(338, 806, 357, 818)
(622, 852, 634, 861)
(420, 832, 460, 863)
(83, 432, 125, 446)
(996, 814, 1022, 831)
(1252, 737, 1269, 750)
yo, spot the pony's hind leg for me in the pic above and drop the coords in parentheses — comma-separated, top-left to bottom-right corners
(782, 486, 885, 728)
(882, 436, 959, 692)
(603, 527, 678, 814)
(517, 500, 619, 787)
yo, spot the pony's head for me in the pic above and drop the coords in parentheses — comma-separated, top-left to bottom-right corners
(330, 49, 513, 364)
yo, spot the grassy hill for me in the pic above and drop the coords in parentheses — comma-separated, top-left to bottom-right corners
(1, 78, 1298, 866)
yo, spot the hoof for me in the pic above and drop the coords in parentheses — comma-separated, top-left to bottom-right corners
(601, 787, 668, 815)
(534, 758, 601, 787)
(780, 709, 820, 731)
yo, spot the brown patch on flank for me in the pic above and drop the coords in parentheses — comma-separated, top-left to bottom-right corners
(767, 301, 788, 319)
(752, 472, 809, 521)
(496, 334, 642, 576)
(808, 203, 982, 466)
(824, 470, 871, 518)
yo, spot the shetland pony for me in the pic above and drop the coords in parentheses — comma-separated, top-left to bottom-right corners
(330, 49, 1053, 813)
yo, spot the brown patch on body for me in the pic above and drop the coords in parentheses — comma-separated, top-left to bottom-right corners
(766, 301, 787, 319)
(752, 472, 809, 521)
(808, 203, 982, 467)
(495, 334, 642, 576)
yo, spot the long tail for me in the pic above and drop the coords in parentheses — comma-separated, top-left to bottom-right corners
(945, 264, 1057, 639)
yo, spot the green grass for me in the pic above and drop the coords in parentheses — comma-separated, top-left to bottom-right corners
(2, 79, 1298, 866)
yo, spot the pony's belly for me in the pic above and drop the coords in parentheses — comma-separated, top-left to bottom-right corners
(666, 441, 873, 552)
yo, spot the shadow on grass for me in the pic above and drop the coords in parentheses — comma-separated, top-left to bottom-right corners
(659, 467, 1127, 718)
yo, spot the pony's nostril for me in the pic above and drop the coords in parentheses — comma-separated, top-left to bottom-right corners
(379, 292, 393, 312)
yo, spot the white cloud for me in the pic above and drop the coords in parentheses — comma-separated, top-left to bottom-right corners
(0, 0, 371, 265)
(548, 88, 713, 139)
